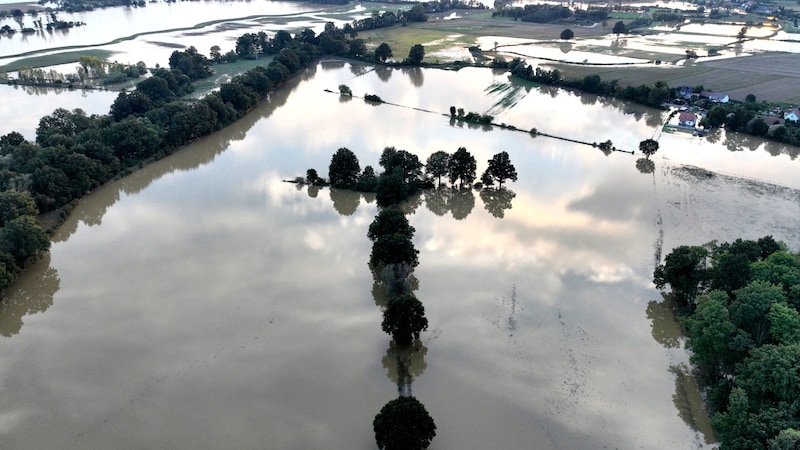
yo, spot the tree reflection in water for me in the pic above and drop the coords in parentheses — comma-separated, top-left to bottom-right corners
(0, 253, 59, 337)
(479, 187, 516, 218)
(329, 187, 361, 216)
(382, 339, 428, 396)
(636, 157, 655, 174)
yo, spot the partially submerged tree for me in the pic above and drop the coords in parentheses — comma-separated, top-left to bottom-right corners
(382, 293, 428, 345)
(373, 396, 436, 450)
(448, 147, 476, 188)
(425, 150, 450, 187)
(328, 147, 361, 188)
(639, 138, 659, 159)
(481, 151, 517, 188)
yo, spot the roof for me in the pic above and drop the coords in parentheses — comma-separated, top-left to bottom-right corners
(678, 112, 697, 122)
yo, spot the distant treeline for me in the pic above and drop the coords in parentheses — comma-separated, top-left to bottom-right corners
(492, 4, 608, 24)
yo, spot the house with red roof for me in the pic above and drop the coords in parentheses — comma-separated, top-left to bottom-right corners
(678, 111, 697, 127)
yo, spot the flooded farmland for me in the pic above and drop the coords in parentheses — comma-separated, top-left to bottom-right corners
(0, 61, 798, 449)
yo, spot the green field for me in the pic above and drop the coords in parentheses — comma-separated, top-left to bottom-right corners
(0, 50, 115, 72)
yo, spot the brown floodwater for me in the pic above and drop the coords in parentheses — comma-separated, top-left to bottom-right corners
(1, 61, 798, 448)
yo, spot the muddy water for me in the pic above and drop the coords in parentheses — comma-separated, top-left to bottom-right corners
(0, 62, 799, 449)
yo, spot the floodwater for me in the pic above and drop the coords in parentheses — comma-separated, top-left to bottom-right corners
(1, 61, 798, 449)
(0, 0, 346, 69)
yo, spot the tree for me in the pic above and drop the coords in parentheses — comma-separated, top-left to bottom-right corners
(373, 396, 436, 450)
(407, 44, 425, 65)
(382, 293, 429, 345)
(769, 428, 800, 449)
(338, 84, 352, 96)
(379, 147, 423, 184)
(425, 151, 450, 187)
(481, 151, 518, 188)
(0, 191, 39, 227)
(653, 245, 709, 309)
(639, 138, 659, 159)
(767, 302, 800, 345)
(370, 232, 419, 268)
(306, 168, 320, 185)
(328, 147, 361, 188)
(612, 20, 626, 35)
(684, 290, 740, 378)
(745, 93, 757, 103)
(368, 206, 414, 242)
(730, 280, 787, 346)
(560, 28, 574, 40)
(448, 147, 476, 187)
(375, 42, 393, 62)
(0, 215, 50, 267)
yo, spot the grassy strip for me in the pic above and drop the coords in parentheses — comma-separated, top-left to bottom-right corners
(0, 49, 115, 72)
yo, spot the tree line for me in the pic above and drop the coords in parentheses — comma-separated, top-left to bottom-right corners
(491, 58, 671, 109)
(325, 143, 514, 448)
(653, 237, 800, 449)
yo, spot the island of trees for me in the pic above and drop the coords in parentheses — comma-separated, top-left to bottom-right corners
(654, 236, 800, 449)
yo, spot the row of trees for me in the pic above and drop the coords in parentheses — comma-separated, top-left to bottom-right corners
(492, 4, 608, 25)
(325, 146, 518, 205)
(653, 237, 800, 448)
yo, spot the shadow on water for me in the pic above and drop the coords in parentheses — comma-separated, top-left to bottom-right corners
(50, 64, 312, 244)
(0, 253, 59, 338)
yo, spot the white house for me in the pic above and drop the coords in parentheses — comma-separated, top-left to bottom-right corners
(784, 109, 800, 122)
(701, 91, 730, 103)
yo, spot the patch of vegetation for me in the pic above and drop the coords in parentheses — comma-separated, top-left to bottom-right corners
(0, 49, 115, 72)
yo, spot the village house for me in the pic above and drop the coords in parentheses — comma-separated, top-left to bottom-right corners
(700, 91, 730, 103)
(678, 85, 695, 99)
(784, 109, 800, 122)
(678, 111, 698, 127)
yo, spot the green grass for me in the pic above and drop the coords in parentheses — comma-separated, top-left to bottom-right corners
(360, 25, 476, 62)
(0, 49, 115, 72)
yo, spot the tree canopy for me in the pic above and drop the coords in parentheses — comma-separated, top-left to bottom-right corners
(382, 293, 429, 345)
(373, 396, 436, 450)
(328, 147, 361, 188)
(375, 42, 393, 62)
(448, 147, 476, 187)
(425, 151, 450, 187)
(407, 44, 425, 65)
(481, 151, 517, 188)
(639, 139, 659, 159)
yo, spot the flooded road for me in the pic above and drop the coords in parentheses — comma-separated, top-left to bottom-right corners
(0, 62, 798, 448)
